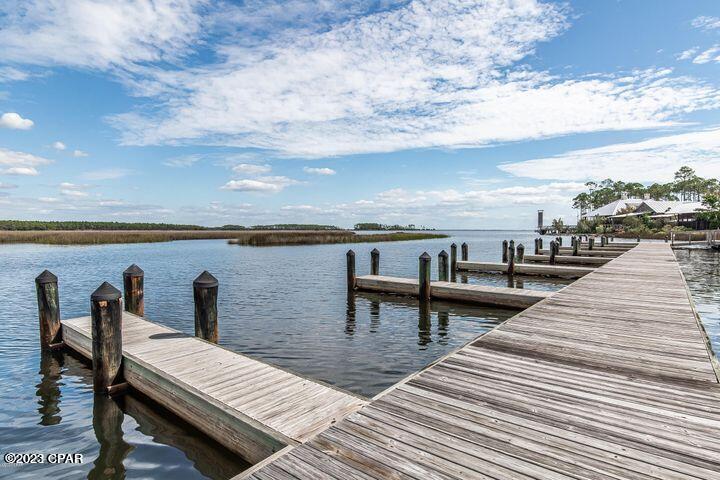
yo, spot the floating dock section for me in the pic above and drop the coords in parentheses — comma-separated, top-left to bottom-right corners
(355, 275, 551, 309)
(457, 261, 595, 278)
(246, 243, 720, 479)
(61, 314, 366, 464)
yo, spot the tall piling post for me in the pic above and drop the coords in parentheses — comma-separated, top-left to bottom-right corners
(534, 238, 539, 255)
(461, 242, 468, 261)
(193, 271, 219, 343)
(450, 243, 457, 282)
(370, 248, 380, 276)
(517, 244, 525, 263)
(346, 250, 356, 291)
(91, 282, 123, 393)
(538, 237, 543, 252)
(507, 241, 516, 275)
(419, 252, 431, 301)
(502, 240, 509, 263)
(549, 241, 557, 265)
(36, 270, 61, 350)
(122, 264, 144, 317)
(589, 238, 595, 250)
(573, 237, 579, 256)
(438, 250, 449, 282)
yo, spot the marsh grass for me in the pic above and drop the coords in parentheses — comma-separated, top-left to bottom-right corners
(228, 231, 448, 246)
(0, 229, 447, 246)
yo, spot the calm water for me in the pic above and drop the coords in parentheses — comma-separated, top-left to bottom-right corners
(2, 230, 714, 479)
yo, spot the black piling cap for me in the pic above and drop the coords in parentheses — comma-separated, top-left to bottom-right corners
(450, 242, 456, 248)
(194, 271, 218, 288)
(346, 249, 355, 257)
(123, 264, 144, 276)
(371, 248, 379, 254)
(461, 242, 468, 247)
(35, 270, 58, 285)
(439, 250, 448, 258)
(91, 282, 121, 301)
(419, 252, 431, 261)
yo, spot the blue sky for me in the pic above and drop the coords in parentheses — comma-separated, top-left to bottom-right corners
(1, 0, 719, 228)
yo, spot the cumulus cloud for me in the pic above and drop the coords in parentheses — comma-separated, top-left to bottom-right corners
(0, 112, 34, 129)
(72, 149, 88, 157)
(221, 176, 298, 193)
(232, 163, 272, 174)
(692, 45, 720, 64)
(499, 126, 720, 182)
(52, 141, 66, 150)
(0, 147, 51, 175)
(303, 167, 336, 175)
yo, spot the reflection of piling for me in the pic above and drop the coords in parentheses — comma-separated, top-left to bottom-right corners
(438, 250, 449, 282)
(418, 301, 431, 347)
(123, 264, 144, 316)
(370, 248, 380, 276)
(193, 271, 219, 343)
(419, 253, 431, 301)
(36, 350, 63, 426)
(90, 393, 131, 479)
(437, 311, 449, 340)
(36, 270, 61, 350)
(345, 292, 356, 336)
(346, 250, 356, 291)
(461, 242, 468, 261)
(91, 282, 123, 394)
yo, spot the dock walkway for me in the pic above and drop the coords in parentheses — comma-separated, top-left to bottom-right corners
(247, 243, 720, 479)
(61, 314, 366, 464)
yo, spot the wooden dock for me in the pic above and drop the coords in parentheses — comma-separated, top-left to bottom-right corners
(355, 275, 552, 309)
(523, 254, 610, 266)
(246, 243, 720, 479)
(457, 260, 595, 278)
(61, 313, 367, 464)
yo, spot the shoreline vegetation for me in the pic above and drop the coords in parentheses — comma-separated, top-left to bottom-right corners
(0, 221, 447, 246)
(228, 231, 447, 246)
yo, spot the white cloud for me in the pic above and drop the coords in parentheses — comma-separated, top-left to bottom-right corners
(232, 163, 272, 174)
(72, 149, 88, 157)
(676, 47, 698, 61)
(0, 147, 51, 175)
(692, 45, 720, 64)
(52, 141, 66, 150)
(303, 167, 336, 175)
(221, 176, 298, 193)
(0, 112, 34, 129)
(0, 0, 205, 70)
(109, 1, 720, 158)
(163, 154, 202, 167)
(81, 168, 132, 180)
(281, 204, 322, 212)
(0, 67, 29, 82)
(692, 16, 720, 31)
(499, 126, 720, 182)
(0, 182, 18, 189)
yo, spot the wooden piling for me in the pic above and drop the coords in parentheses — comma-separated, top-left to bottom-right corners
(370, 248, 380, 276)
(517, 244, 524, 263)
(538, 237, 543, 252)
(588, 238, 595, 250)
(122, 264, 144, 317)
(450, 243, 457, 282)
(91, 282, 123, 393)
(193, 271, 219, 343)
(36, 270, 61, 350)
(461, 242, 468, 261)
(549, 241, 557, 265)
(534, 238, 539, 255)
(508, 241, 516, 275)
(573, 237, 579, 256)
(419, 252, 431, 301)
(346, 250, 356, 291)
(438, 250, 449, 282)
(502, 240, 509, 263)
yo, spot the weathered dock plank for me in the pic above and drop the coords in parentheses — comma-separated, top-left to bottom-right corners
(544, 248, 625, 257)
(247, 243, 720, 479)
(61, 313, 366, 464)
(355, 275, 551, 308)
(457, 261, 595, 278)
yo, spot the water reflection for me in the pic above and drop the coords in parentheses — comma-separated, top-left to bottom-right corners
(418, 302, 432, 347)
(36, 350, 63, 426)
(89, 394, 132, 479)
(345, 291, 356, 336)
(369, 299, 380, 333)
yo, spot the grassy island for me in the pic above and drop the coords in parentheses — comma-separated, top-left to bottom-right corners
(228, 231, 447, 246)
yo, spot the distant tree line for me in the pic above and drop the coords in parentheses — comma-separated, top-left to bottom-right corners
(354, 222, 431, 231)
(0, 220, 343, 231)
(572, 166, 720, 214)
